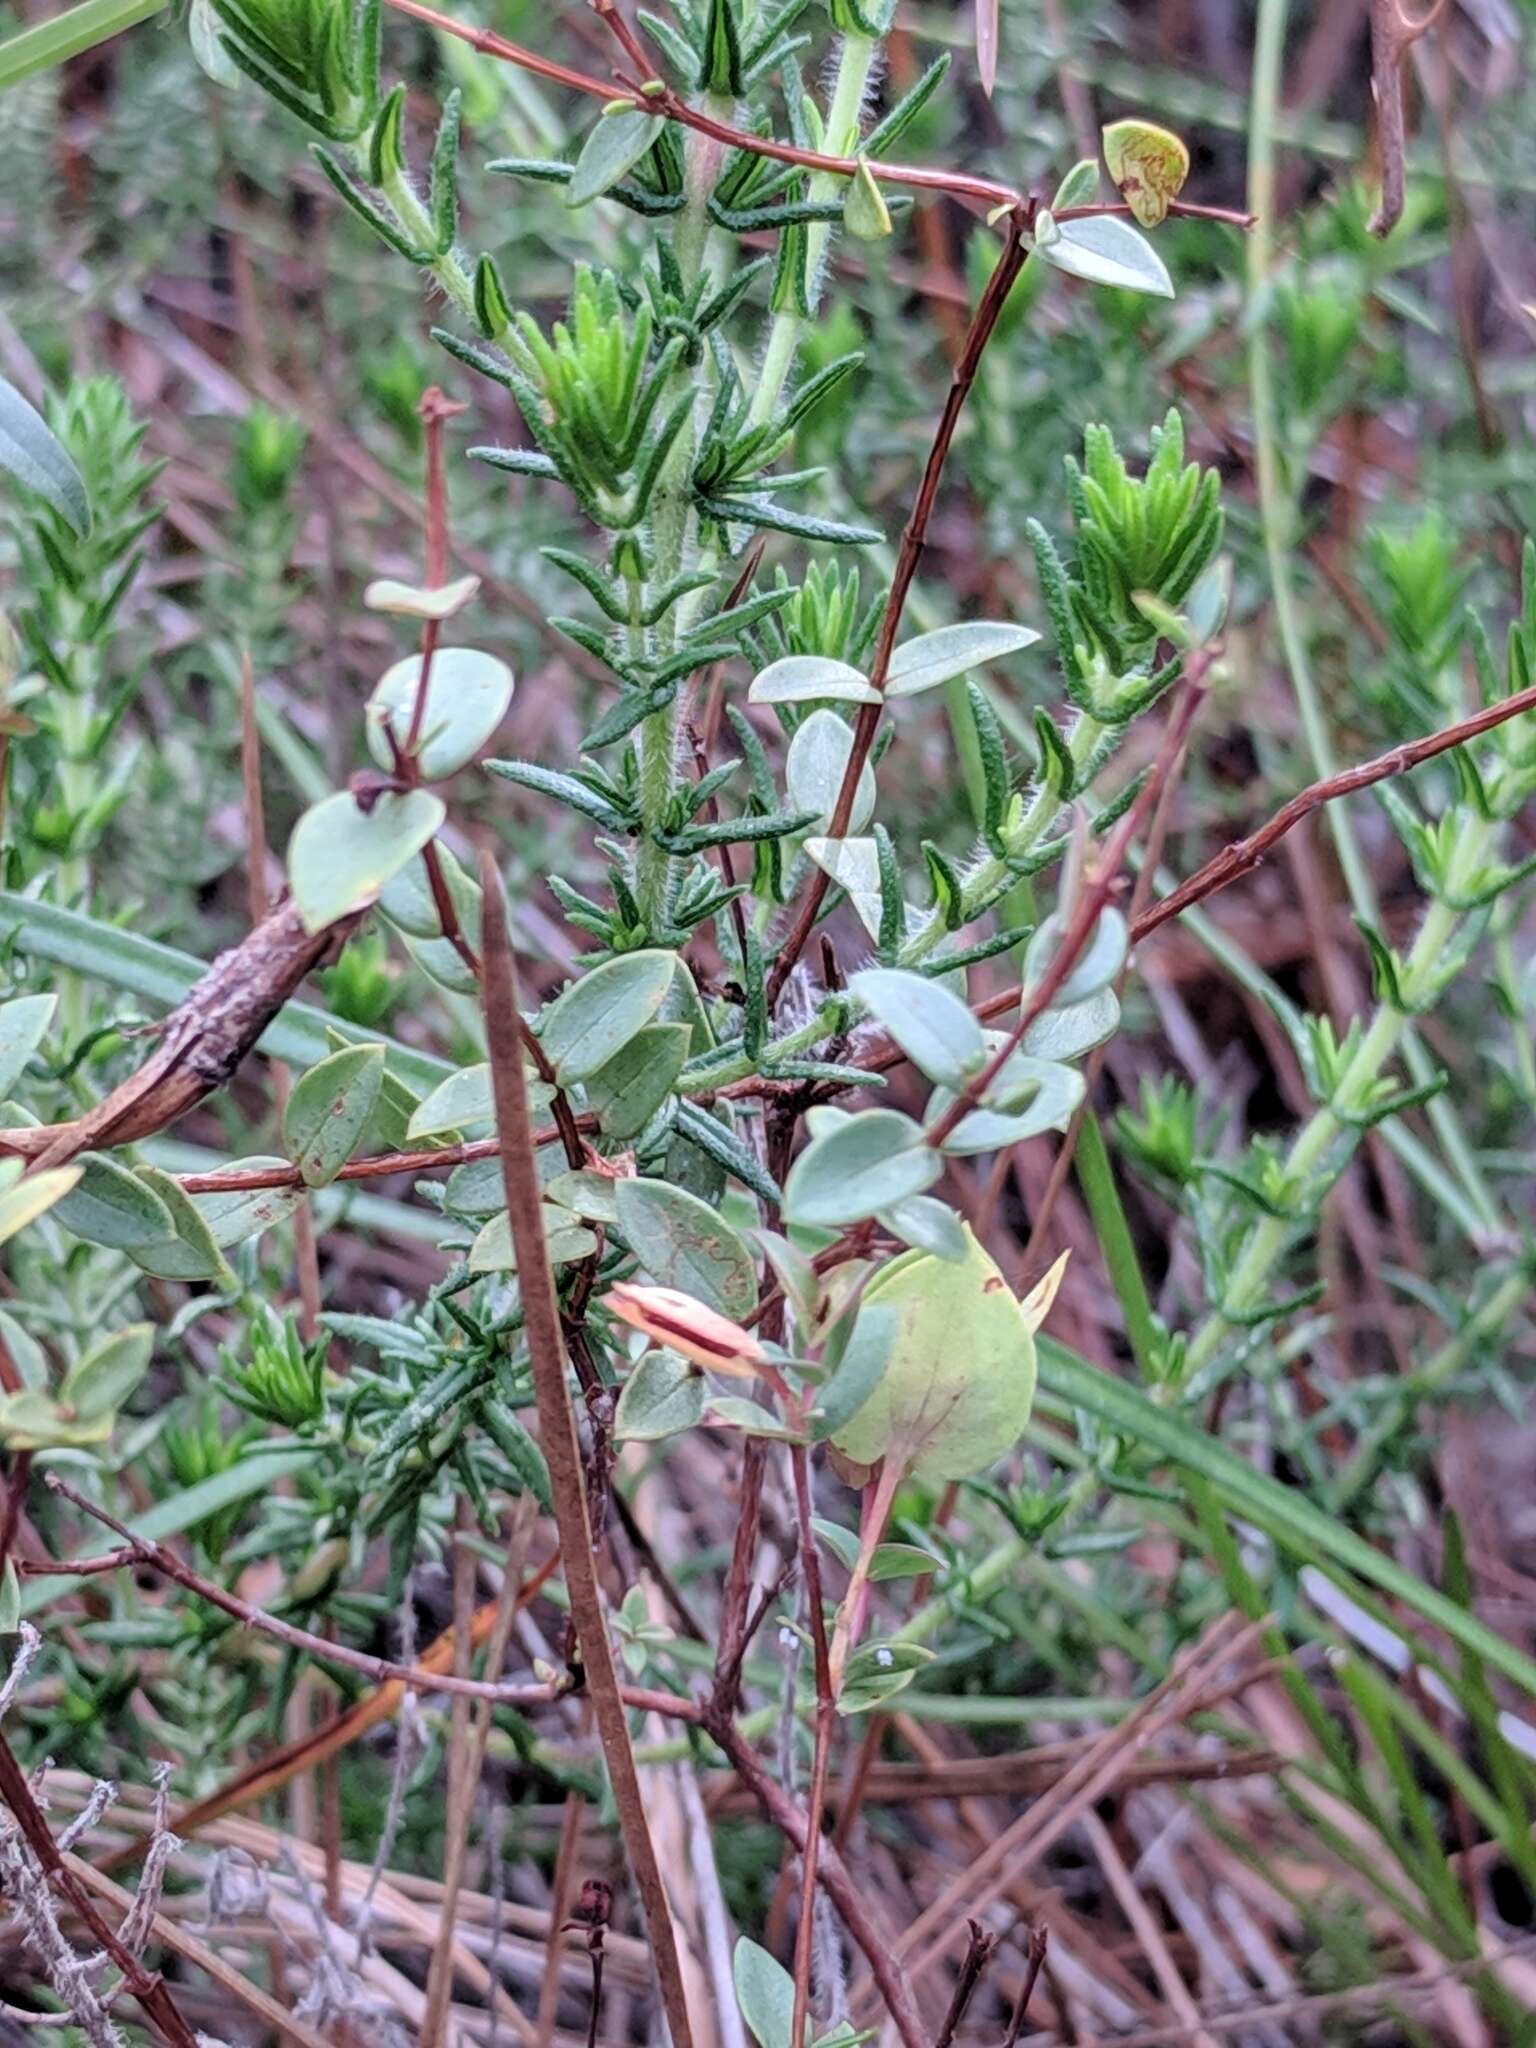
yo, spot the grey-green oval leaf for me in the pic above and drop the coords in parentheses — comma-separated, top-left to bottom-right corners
(62, 1322, 153, 1423)
(748, 655, 878, 707)
(786, 710, 876, 835)
(128, 1168, 236, 1285)
(53, 1153, 175, 1250)
(0, 377, 89, 536)
(587, 1022, 689, 1140)
(539, 950, 675, 1082)
(283, 1044, 385, 1187)
(0, 993, 55, 1099)
(615, 1177, 757, 1318)
(566, 106, 663, 207)
(1038, 214, 1173, 297)
(850, 968, 984, 1087)
(287, 788, 445, 935)
(614, 1349, 707, 1442)
(366, 646, 514, 780)
(784, 1107, 939, 1228)
(190, 1158, 307, 1247)
(884, 621, 1039, 698)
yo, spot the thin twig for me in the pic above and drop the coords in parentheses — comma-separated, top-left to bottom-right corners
(934, 1921, 999, 2048)
(0, 1732, 202, 2048)
(1001, 1929, 1049, 2048)
(925, 673, 1209, 1150)
(42, 1475, 697, 1721)
(765, 215, 1032, 1006)
(479, 849, 696, 2048)
(384, 0, 1252, 230)
(1366, 0, 1450, 237)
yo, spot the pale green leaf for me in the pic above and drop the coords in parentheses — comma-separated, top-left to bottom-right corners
(53, 1152, 174, 1250)
(615, 1177, 757, 1318)
(62, 1322, 153, 1422)
(566, 106, 662, 206)
(0, 1388, 114, 1451)
(850, 968, 984, 1087)
(876, 1193, 968, 1260)
(1025, 907, 1128, 1006)
(810, 1300, 896, 1440)
(803, 836, 886, 942)
(1023, 988, 1120, 1061)
(0, 376, 89, 535)
(706, 1394, 805, 1440)
(586, 1021, 689, 1139)
(884, 621, 1040, 699)
(190, 1157, 307, 1246)
(366, 646, 514, 779)
(831, 1226, 1037, 1480)
(843, 156, 892, 240)
(0, 1165, 82, 1248)
(407, 1063, 495, 1141)
(283, 1044, 385, 1187)
(614, 1349, 707, 1442)
(837, 1639, 934, 1714)
(931, 1052, 1084, 1155)
(0, 993, 55, 1098)
(127, 1167, 235, 1285)
(287, 788, 445, 934)
(363, 572, 481, 620)
(786, 709, 875, 834)
(539, 950, 675, 1082)
(784, 1107, 939, 1228)
(748, 655, 878, 707)
(468, 1207, 598, 1272)
(1038, 213, 1174, 297)
(734, 1939, 799, 2048)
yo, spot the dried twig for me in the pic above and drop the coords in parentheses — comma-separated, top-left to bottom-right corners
(933, 1921, 999, 2048)
(43, 1476, 695, 1721)
(479, 849, 696, 2048)
(0, 1732, 202, 2048)
(1367, 0, 1451, 237)
(765, 216, 1032, 1006)
(7, 900, 358, 1173)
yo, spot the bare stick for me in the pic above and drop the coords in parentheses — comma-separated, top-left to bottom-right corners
(933, 1921, 999, 2048)
(765, 216, 1031, 1005)
(1001, 1928, 1049, 2048)
(1367, 0, 1450, 237)
(479, 848, 696, 2048)
(383, 0, 1252, 229)
(43, 1475, 698, 1722)
(925, 672, 1209, 1150)
(0, 1732, 203, 2048)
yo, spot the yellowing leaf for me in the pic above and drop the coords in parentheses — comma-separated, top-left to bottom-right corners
(844, 157, 892, 241)
(1102, 118, 1189, 229)
(829, 1225, 1039, 1482)
(1020, 1248, 1070, 1334)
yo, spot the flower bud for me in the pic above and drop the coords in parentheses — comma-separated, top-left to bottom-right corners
(603, 1281, 765, 1376)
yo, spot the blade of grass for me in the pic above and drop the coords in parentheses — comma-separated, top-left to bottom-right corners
(1040, 1342, 1536, 1697)
(0, 0, 167, 87)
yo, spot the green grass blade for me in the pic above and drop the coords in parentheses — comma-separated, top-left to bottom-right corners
(0, 0, 167, 88)
(1038, 1338, 1536, 1698)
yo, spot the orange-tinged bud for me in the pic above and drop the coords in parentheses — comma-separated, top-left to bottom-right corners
(603, 1282, 765, 1377)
